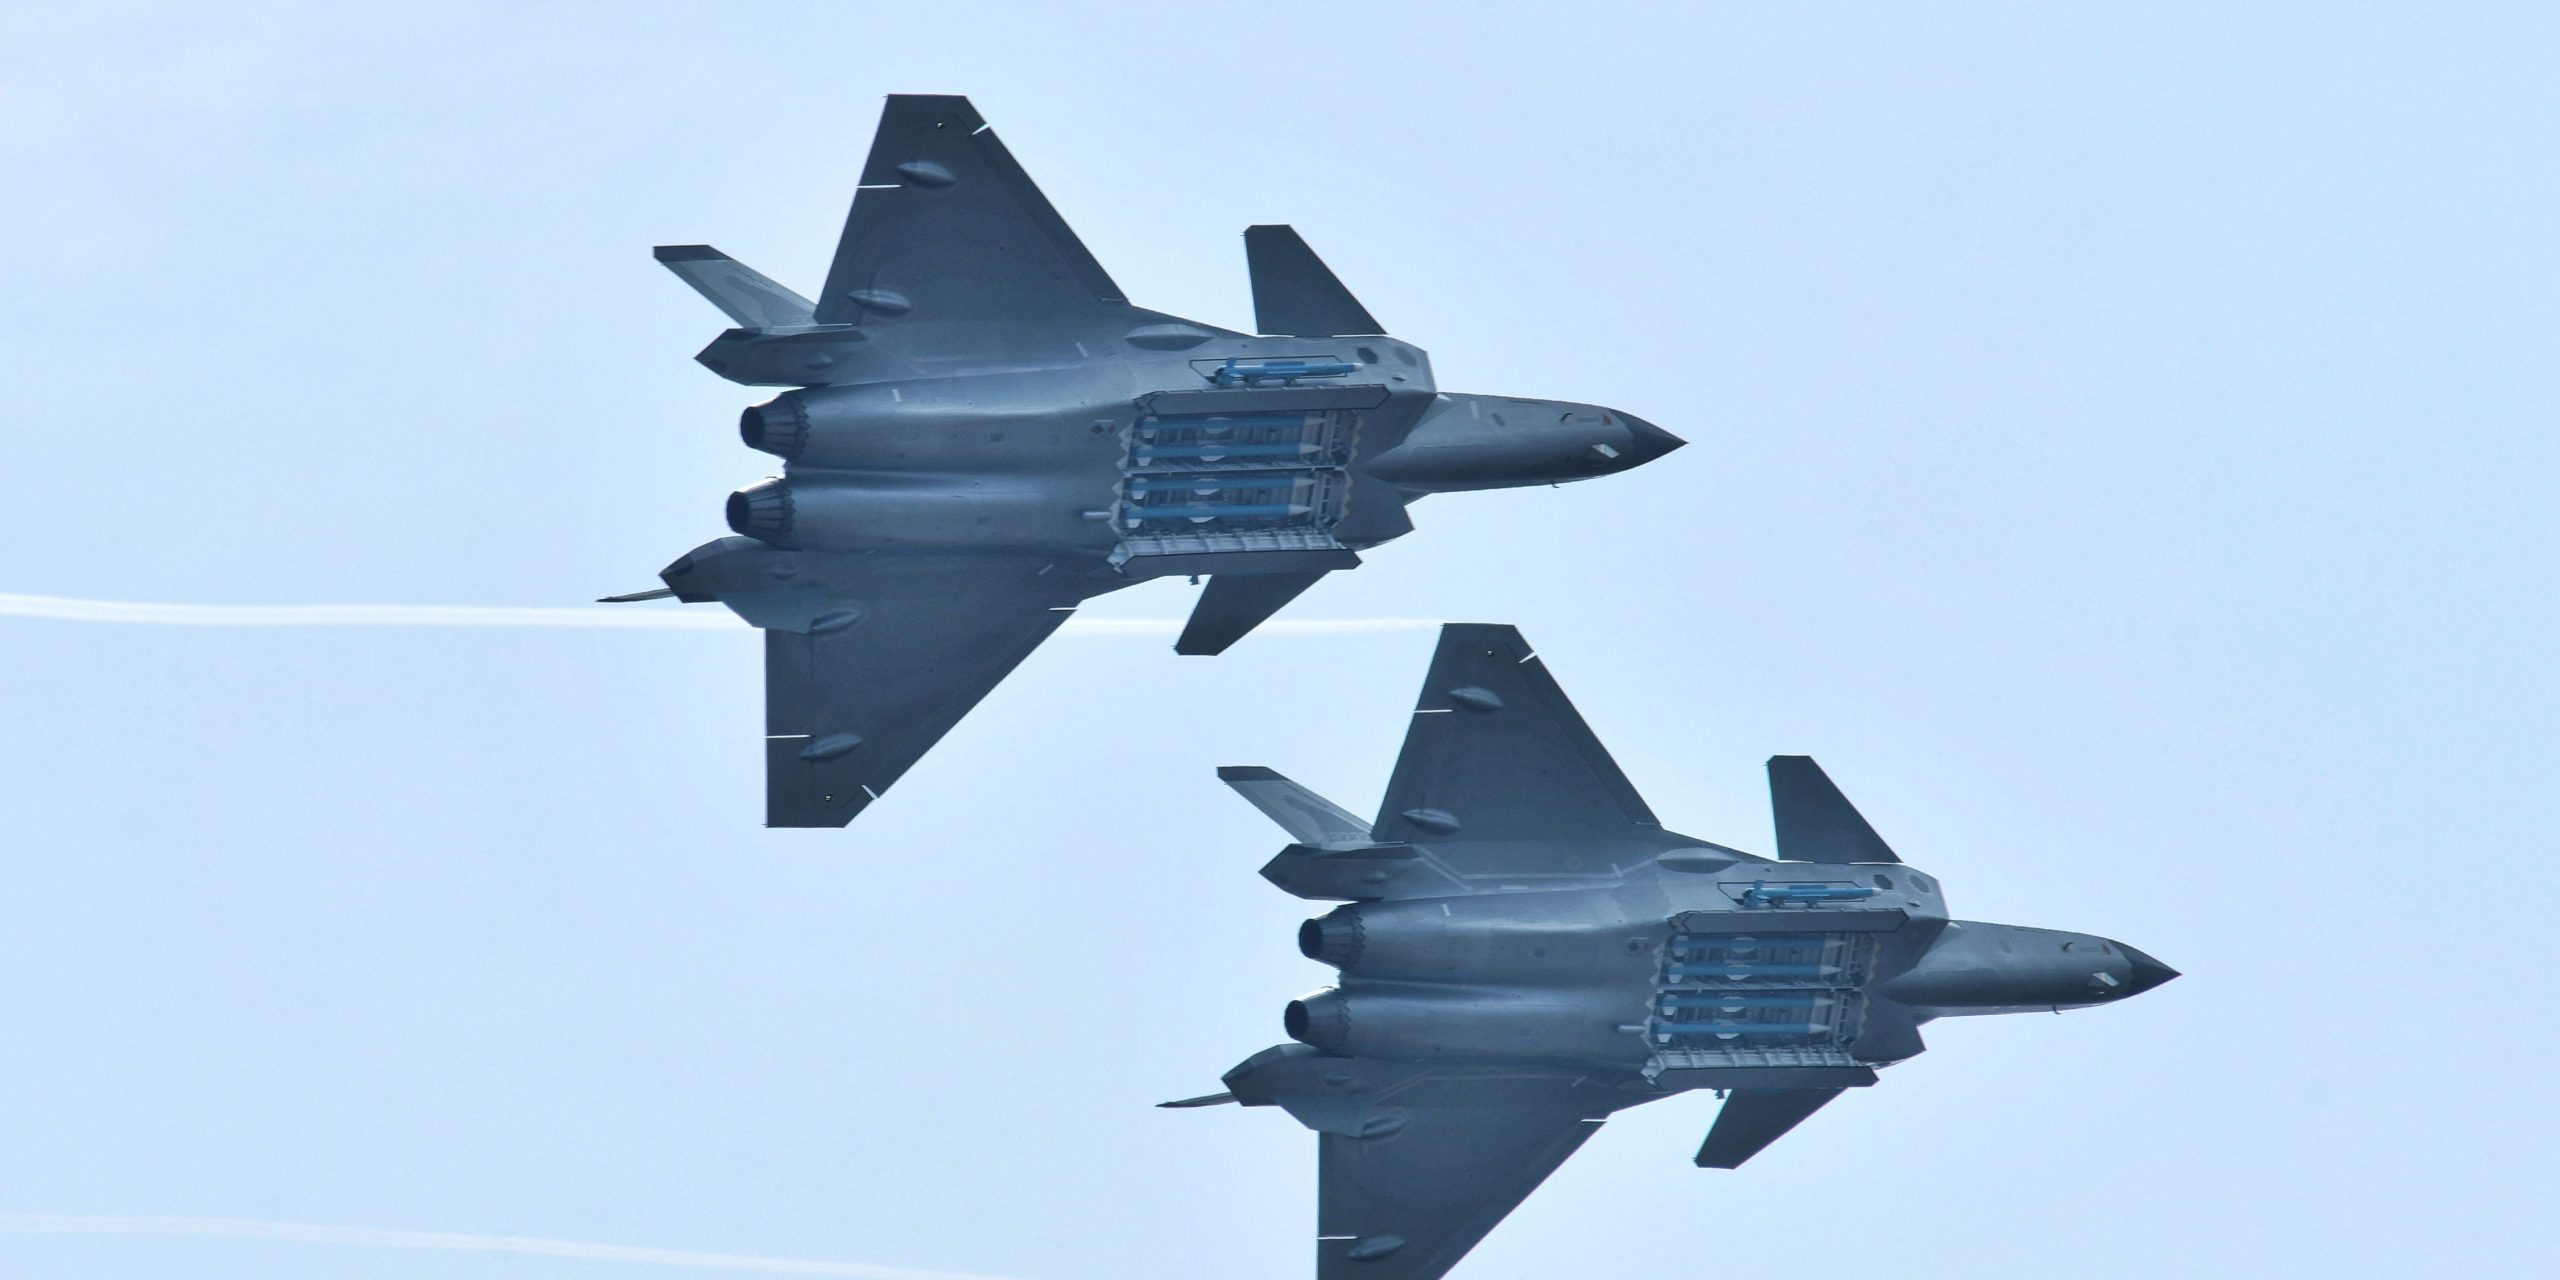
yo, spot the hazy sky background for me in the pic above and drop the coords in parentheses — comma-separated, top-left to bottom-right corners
(2, 3, 2553, 1277)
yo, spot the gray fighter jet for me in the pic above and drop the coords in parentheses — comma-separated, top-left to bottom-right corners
(613, 96, 1683, 826)
(1169, 624, 2177, 1280)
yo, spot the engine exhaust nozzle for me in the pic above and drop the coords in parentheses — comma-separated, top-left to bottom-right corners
(1283, 989, 1350, 1053)
(738, 395, 811, 459)
(1298, 907, 1365, 969)
(724, 477, 794, 545)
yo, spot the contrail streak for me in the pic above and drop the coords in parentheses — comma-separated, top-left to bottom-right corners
(0, 1213, 1024, 1279)
(0, 593, 740, 630)
(0, 592, 1439, 637)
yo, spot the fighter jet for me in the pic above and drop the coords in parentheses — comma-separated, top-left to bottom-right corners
(1167, 623, 2177, 1280)
(611, 96, 1683, 827)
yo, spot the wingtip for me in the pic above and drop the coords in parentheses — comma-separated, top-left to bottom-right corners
(877, 93, 986, 127)
(1434, 621, 1530, 646)
(652, 244, 720, 263)
(1218, 765, 1280, 782)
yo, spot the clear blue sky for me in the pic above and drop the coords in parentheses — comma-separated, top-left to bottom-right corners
(1, 3, 2553, 1277)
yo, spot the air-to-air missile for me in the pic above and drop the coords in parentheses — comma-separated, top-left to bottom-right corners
(609, 96, 1682, 827)
(1167, 624, 2177, 1280)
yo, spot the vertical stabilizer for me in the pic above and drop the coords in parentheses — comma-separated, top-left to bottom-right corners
(654, 245, 817, 329)
(1217, 766, 1373, 849)
(1767, 756, 1900, 864)
(1245, 225, 1384, 337)
(1175, 570, 1331, 655)
(1694, 1088, 1846, 1169)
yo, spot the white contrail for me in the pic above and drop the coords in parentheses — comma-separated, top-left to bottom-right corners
(0, 592, 1439, 637)
(0, 1213, 1022, 1279)
(0, 592, 741, 630)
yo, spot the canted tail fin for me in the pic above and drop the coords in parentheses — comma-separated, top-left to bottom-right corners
(1694, 1088, 1848, 1169)
(653, 245, 817, 329)
(1244, 225, 1384, 337)
(1218, 766, 1372, 850)
(1767, 756, 1901, 864)
(1175, 570, 1332, 656)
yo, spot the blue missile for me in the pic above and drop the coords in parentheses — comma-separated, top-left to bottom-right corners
(1142, 413, 1314, 430)
(1125, 478, 1298, 493)
(1126, 504, 1310, 521)
(1134, 443, 1317, 460)
(1741, 882, 1881, 906)
(1671, 938, 1831, 951)
(1666, 963, 1838, 977)
(1657, 1023, 1829, 1037)
(1210, 358, 1357, 385)
(1657, 994, 1824, 1008)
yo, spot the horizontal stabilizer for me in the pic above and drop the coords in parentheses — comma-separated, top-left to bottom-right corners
(1219, 767, 1373, 849)
(1176, 571, 1331, 655)
(653, 245, 816, 329)
(1157, 1092, 1238, 1109)
(1768, 756, 1900, 864)
(1245, 225, 1384, 337)
(1694, 1088, 1845, 1169)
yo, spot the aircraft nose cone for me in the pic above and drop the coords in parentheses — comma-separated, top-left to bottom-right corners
(1616, 412, 1686, 465)
(2119, 946, 2180, 997)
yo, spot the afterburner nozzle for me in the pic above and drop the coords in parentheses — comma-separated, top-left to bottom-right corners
(724, 478, 794, 544)
(1283, 989, 1350, 1053)
(1297, 907, 1365, 969)
(739, 395, 811, 459)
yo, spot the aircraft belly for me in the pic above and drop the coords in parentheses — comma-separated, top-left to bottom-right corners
(758, 471, 1121, 557)
(1293, 983, 1650, 1066)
